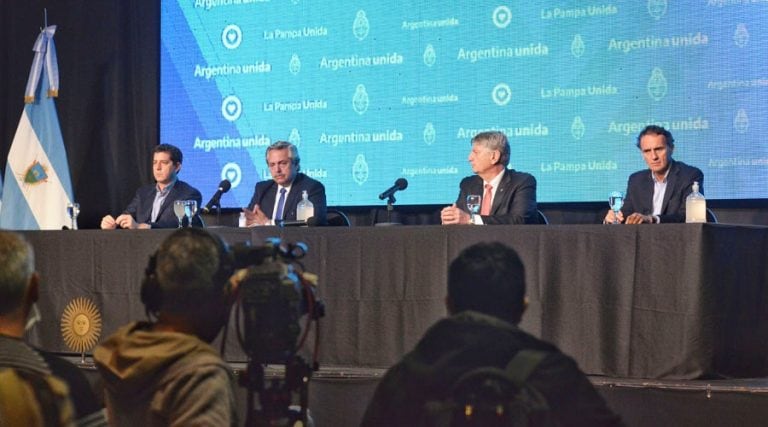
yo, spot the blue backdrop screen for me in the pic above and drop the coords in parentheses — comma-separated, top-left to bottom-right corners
(161, 1, 768, 207)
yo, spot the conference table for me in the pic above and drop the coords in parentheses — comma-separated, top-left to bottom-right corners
(21, 223, 768, 380)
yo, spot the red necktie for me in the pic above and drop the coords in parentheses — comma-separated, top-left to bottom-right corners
(480, 184, 493, 215)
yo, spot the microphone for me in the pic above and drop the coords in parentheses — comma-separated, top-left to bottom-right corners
(202, 179, 232, 214)
(378, 178, 408, 200)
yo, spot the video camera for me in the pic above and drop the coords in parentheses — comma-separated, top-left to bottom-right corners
(230, 238, 324, 426)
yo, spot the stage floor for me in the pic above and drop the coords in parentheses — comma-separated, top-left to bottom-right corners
(70, 357, 768, 426)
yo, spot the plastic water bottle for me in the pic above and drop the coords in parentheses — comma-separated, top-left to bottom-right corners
(685, 181, 706, 223)
(296, 190, 314, 222)
(238, 211, 247, 228)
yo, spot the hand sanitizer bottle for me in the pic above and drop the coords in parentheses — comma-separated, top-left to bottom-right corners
(685, 181, 706, 223)
(296, 191, 314, 222)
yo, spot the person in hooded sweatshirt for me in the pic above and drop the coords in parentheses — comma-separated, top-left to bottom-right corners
(94, 228, 240, 426)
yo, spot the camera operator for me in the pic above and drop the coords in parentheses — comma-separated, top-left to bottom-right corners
(94, 228, 242, 426)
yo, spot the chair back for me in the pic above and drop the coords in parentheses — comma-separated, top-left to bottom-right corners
(536, 209, 549, 225)
(706, 208, 718, 224)
(327, 208, 351, 226)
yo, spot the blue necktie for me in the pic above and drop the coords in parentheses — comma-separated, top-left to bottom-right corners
(275, 188, 287, 221)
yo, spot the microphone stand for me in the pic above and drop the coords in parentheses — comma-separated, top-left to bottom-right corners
(213, 203, 221, 225)
(375, 194, 402, 226)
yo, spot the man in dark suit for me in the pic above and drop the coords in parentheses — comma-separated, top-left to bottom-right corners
(605, 125, 703, 224)
(101, 144, 202, 229)
(243, 140, 327, 226)
(441, 131, 538, 225)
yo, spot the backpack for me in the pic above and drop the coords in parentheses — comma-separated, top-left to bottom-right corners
(0, 368, 75, 427)
(422, 350, 558, 427)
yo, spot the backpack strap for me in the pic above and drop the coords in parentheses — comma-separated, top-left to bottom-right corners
(504, 350, 548, 386)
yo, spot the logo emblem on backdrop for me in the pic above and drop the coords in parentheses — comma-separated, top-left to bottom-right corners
(571, 117, 586, 140)
(352, 154, 369, 185)
(221, 162, 242, 188)
(352, 84, 370, 115)
(23, 160, 48, 185)
(734, 24, 749, 48)
(491, 83, 512, 106)
(423, 44, 437, 67)
(647, 0, 667, 20)
(221, 24, 243, 50)
(289, 128, 302, 147)
(353, 10, 370, 41)
(571, 34, 585, 58)
(423, 122, 436, 145)
(289, 54, 302, 75)
(221, 95, 242, 122)
(734, 109, 749, 134)
(647, 68, 667, 101)
(492, 6, 512, 29)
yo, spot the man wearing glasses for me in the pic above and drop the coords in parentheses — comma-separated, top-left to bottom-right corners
(243, 141, 327, 226)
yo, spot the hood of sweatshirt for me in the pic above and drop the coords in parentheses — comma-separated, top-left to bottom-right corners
(94, 321, 224, 396)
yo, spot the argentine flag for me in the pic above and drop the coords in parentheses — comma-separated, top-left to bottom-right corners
(0, 26, 74, 230)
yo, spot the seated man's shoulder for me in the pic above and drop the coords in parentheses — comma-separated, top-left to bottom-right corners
(176, 180, 202, 196)
(299, 172, 326, 189)
(507, 169, 537, 183)
(459, 175, 479, 186)
(676, 161, 703, 176)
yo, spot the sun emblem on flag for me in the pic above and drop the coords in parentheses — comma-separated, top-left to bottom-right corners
(61, 297, 102, 354)
(23, 160, 49, 185)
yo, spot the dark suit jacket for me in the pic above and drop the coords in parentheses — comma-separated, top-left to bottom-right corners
(455, 170, 538, 225)
(621, 160, 704, 223)
(247, 173, 327, 225)
(123, 179, 203, 229)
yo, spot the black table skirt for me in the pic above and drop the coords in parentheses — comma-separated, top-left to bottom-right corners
(21, 223, 768, 379)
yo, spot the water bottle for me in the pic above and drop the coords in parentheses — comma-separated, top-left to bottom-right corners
(685, 181, 706, 223)
(296, 190, 314, 222)
(238, 211, 247, 228)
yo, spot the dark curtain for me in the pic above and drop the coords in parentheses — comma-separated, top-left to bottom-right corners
(0, 1, 159, 229)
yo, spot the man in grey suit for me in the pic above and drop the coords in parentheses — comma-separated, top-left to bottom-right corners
(441, 131, 538, 225)
(605, 125, 703, 224)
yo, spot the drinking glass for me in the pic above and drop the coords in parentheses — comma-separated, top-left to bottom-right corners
(66, 202, 80, 230)
(608, 191, 624, 224)
(466, 194, 482, 223)
(184, 200, 198, 227)
(173, 200, 186, 228)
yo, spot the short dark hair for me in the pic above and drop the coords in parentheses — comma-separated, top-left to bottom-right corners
(447, 242, 526, 324)
(636, 125, 674, 149)
(154, 144, 183, 164)
(154, 228, 229, 313)
(0, 232, 34, 315)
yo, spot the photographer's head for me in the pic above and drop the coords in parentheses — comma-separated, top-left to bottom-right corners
(0, 231, 39, 336)
(141, 228, 234, 342)
(446, 242, 527, 325)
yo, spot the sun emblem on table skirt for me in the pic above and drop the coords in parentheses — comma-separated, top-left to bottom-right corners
(61, 297, 102, 353)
